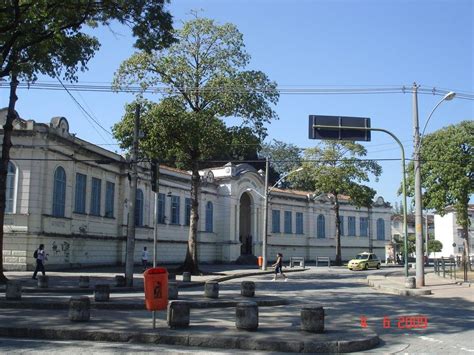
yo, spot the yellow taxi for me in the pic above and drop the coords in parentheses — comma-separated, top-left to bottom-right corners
(348, 252, 381, 270)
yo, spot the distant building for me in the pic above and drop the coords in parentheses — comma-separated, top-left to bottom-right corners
(391, 214, 435, 240)
(434, 206, 474, 259)
(1, 110, 392, 270)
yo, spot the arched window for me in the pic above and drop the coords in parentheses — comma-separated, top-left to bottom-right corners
(6, 162, 16, 213)
(377, 218, 385, 240)
(317, 214, 325, 238)
(135, 189, 144, 226)
(205, 201, 213, 232)
(52, 166, 66, 217)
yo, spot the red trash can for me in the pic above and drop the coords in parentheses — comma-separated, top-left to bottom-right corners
(143, 267, 168, 311)
(257, 256, 263, 268)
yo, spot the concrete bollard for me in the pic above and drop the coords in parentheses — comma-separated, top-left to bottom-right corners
(168, 273, 176, 281)
(168, 282, 179, 300)
(182, 272, 191, 282)
(235, 302, 258, 330)
(300, 305, 325, 333)
(405, 276, 416, 289)
(167, 301, 190, 328)
(5, 281, 22, 300)
(37, 275, 48, 288)
(94, 284, 110, 302)
(241, 281, 255, 297)
(69, 296, 90, 322)
(204, 281, 219, 299)
(115, 275, 126, 287)
(78, 276, 90, 288)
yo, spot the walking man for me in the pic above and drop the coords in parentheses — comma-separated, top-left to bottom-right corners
(32, 244, 47, 280)
(141, 246, 149, 271)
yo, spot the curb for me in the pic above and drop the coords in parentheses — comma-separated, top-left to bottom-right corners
(0, 326, 379, 353)
(367, 279, 432, 296)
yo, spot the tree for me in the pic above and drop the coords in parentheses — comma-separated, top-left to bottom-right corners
(428, 239, 442, 254)
(289, 141, 382, 265)
(259, 140, 302, 187)
(406, 121, 473, 270)
(113, 16, 279, 274)
(0, 0, 174, 284)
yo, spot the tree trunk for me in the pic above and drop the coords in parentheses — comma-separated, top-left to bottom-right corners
(0, 75, 18, 284)
(181, 163, 200, 274)
(334, 193, 342, 266)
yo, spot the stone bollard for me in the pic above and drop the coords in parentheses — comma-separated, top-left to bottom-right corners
(241, 281, 255, 297)
(168, 273, 176, 281)
(300, 305, 325, 333)
(5, 281, 22, 300)
(182, 272, 191, 282)
(168, 282, 179, 300)
(37, 275, 48, 288)
(167, 301, 190, 328)
(405, 276, 416, 289)
(78, 276, 90, 288)
(204, 281, 219, 299)
(235, 302, 258, 330)
(115, 275, 126, 287)
(94, 284, 110, 302)
(69, 296, 90, 322)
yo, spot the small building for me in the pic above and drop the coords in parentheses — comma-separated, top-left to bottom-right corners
(1, 110, 393, 270)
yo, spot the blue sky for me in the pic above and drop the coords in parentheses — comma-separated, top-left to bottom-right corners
(1, 0, 473, 205)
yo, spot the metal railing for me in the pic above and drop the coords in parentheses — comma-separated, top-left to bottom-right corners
(433, 257, 457, 279)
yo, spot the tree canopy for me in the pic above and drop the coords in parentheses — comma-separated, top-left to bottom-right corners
(113, 16, 279, 273)
(259, 139, 302, 187)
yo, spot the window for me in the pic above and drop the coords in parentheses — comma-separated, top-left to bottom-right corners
(360, 217, 368, 237)
(338, 215, 344, 236)
(170, 195, 180, 224)
(317, 214, 325, 238)
(185, 198, 191, 226)
(205, 201, 213, 232)
(74, 173, 87, 214)
(296, 212, 304, 234)
(284, 211, 292, 234)
(105, 181, 115, 218)
(157, 193, 165, 224)
(52, 166, 66, 217)
(6, 162, 16, 213)
(90, 177, 101, 216)
(348, 216, 356, 236)
(135, 189, 144, 226)
(377, 218, 385, 240)
(394, 221, 400, 228)
(272, 210, 280, 233)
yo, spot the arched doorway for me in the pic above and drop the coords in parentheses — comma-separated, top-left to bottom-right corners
(239, 192, 252, 255)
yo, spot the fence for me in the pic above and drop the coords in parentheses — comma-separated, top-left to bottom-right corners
(433, 257, 457, 279)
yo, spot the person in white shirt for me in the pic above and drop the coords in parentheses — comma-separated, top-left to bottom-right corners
(32, 244, 47, 280)
(142, 246, 149, 271)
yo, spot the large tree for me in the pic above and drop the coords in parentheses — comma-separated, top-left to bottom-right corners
(259, 139, 302, 187)
(289, 142, 382, 265)
(406, 120, 473, 270)
(0, 0, 174, 283)
(113, 16, 279, 274)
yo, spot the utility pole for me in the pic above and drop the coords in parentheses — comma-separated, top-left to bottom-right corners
(262, 157, 269, 271)
(125, 104, 140, 287)
(151, 159, 159, 267)
(412, 82, 425, 286)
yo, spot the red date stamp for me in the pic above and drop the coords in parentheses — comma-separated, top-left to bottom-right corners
(360, 315, 428, 329)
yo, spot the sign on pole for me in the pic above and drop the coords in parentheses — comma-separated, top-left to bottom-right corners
(308, 115, 371, 142)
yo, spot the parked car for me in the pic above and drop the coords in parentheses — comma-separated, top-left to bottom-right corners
(348, 252, 381, 270)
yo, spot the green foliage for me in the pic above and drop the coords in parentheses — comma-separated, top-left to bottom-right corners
(428, 239, 443, 253)
(0, 1, 174, 80)
(259, 140, 302, 187)
(405, 121, 474, 231)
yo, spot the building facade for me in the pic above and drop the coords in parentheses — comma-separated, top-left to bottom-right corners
(2, 111, 392, 270)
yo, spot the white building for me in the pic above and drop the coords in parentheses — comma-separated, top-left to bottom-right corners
(434, 206, 474, 258)
(1, 110, 392, 270)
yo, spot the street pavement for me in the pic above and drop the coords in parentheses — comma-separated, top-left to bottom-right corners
(0, 265, 473, 353)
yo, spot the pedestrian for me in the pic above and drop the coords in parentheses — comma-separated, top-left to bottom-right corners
(32, 244, 47, 280)
(141, 246, 149, 271)
(272, 252, 288, 281)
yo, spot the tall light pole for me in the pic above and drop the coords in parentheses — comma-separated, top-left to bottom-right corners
(248, 163, 303, 271)
(413, 83, 455, 287)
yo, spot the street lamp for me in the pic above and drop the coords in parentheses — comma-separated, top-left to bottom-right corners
(247, 162, 303, 270)
(413, 84, 456, 287)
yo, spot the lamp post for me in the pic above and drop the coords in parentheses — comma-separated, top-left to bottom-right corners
(247, 163, 303, 270)
(412, 83, 455, 287)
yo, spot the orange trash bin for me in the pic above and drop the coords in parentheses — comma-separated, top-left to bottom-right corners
(257, 256, 263, 268)
(143, 267, 168, 311)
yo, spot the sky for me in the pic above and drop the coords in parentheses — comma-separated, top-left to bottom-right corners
(1, 0, 473, 206)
